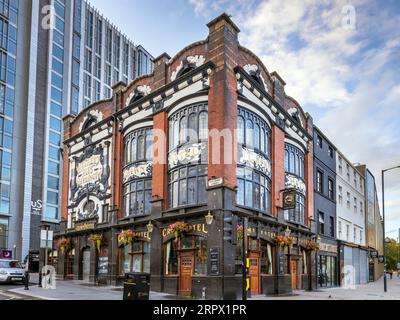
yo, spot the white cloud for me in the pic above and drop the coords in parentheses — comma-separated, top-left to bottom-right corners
(188, 0, 400, 236)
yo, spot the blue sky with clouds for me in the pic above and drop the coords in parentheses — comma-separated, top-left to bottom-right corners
(91, 0, 400, 239)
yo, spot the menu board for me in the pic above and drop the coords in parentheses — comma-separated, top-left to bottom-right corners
(98, 256, 109, 275)
(209, 248, 220, 276)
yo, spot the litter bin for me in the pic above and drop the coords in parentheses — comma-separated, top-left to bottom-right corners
(123, 272, 150, 300)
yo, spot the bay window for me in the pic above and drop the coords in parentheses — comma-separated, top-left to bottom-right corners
(284, 143, 306, 225)
(168, 103, 208, 209)
(236, 107, 272, 214)
(123, 127, 153, 216)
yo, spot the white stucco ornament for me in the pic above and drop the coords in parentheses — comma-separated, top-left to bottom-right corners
(288, 108, 304, 127)
(243, 64, 268, 92)
(170, 55, 206, 82)
(125, 85, 152, 107)
(79, 110, 104, 132)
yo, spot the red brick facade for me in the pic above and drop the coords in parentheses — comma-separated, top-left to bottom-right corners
(58, 13, 316, 299)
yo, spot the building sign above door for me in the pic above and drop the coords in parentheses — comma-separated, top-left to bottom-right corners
(123, 162, 152, 183)
(75, 220, 96, 232)
(285, 174, 306, 195)
(239, 147, 271, 177)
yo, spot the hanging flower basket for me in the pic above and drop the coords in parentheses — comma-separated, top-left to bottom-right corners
(274, 235, 295, 249)
(88, 234, 104, 254)
(118, 229, 137, 247)
(237, 225, 252, 240)
(168, 222, 189, 241)
(306, 240, 320, 253)
(56, 238, 71, 255)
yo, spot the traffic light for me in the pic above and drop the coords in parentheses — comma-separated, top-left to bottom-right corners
(223, 213, 238, 245)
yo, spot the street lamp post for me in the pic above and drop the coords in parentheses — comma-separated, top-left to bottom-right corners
(381, 165, 400, 293)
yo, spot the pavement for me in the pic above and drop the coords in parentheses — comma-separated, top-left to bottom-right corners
(4, 273, 400, 300)
(250, 274, 400, 300)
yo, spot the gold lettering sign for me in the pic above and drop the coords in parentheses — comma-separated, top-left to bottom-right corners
(285, 174, 306, 195)
(240, 147, 272, 176)
(133, 231, 151, 240)
(162, 223, 208, 238)
(75, 222, 95, 232)
(168, 143, 206, 168)
(123, 162, 152, 183)
(76, 155, 103, 187)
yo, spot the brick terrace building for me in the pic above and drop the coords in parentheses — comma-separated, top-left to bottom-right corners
(55, 14, 318, 299)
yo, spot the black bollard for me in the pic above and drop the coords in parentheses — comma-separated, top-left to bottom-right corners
(24, 271, 30, 290)
(38, 271, 42, 288)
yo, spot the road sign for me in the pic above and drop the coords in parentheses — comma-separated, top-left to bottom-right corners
(40, 230, 53, 249)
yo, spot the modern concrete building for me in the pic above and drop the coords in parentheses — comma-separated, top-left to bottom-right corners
(0, 0, 153, 262)
(336, 150, 369, 286)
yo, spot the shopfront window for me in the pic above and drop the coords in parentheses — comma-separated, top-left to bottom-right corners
(164, 236, 208, 276)
(66, 249, 74, 276)
(0, 218, 8, 248)
(260, 242, 274, 275)
(318, 255, 337, 287)
(120, 240, 151, 275)
(164, 241, 178, 275)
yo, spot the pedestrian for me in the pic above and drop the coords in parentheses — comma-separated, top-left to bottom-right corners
(397, 263, 400, 278)
(388, 269, 393, 280)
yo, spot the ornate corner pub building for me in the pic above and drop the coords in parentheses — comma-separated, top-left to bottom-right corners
(56, 14, 317, 299)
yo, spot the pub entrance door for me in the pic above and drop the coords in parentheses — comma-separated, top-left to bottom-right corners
(249, 251, 260, 295)
(179, 251, 194, 296)
(81, 248, 91, 282)
(290, 259, 298, 290)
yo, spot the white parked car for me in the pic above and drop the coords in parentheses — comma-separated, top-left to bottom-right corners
(0, 260, 26, 284)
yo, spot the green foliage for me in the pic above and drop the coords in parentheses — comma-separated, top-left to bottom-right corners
(385, 238, 400, 271)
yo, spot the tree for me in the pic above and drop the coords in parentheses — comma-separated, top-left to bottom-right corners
(385, 239, 399, 271)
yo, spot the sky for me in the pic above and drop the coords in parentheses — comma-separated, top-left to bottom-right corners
(91, 0, 400, 239)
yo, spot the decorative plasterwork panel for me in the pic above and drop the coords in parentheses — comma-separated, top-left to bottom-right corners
(170, 55, 206, 82)
(79, 110, 104, 132)
(243, 64, 268, 92)
(125, 85, 152, 107)
(287, 107, 304, 128)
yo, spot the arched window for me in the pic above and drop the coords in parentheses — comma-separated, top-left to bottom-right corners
(82, 117, 97, 130)
(130, 138, 137, 162)
(254, 124, 260, 150)
(285, 149, 289, 172)
(146, 131, 153, 160)
(237, 107, 272, 215)
(261, 128, 266, 154)
(168, 103, 208, 209)
(123, 127, 153, 217)
(188, 113, 197, 142)
(285, 143, 305, 179)
(173, 120, 179, 149)
(137, 135, 145, 160)
(199, 112, 208, 141)
(246, 119, 254, 147)
(238, 116, 245, 145)
(179, 116, 187, 145)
